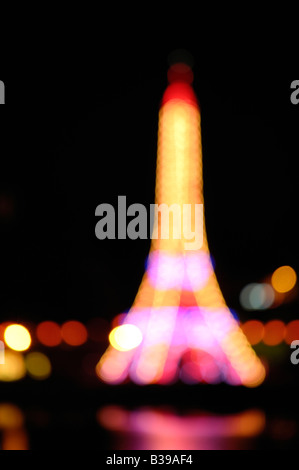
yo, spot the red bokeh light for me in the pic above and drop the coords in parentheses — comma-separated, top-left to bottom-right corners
(36, 321, 62, 347)
(61, 321, 88, 346)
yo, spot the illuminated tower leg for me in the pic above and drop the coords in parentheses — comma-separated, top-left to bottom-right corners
(97, 63, 266, 387)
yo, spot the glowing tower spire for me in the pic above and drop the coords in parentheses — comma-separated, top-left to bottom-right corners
(97, 62, 266, 387)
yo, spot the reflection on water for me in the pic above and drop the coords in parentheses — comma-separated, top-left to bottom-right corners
(0, 401, 297, 449)
(97, 406, 266, 450)
(0, 403, 29, 450)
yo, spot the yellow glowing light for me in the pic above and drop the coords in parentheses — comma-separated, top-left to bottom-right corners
(4, 324, 31, 352)
(25, 352, 52, 380)
(109, 324, 143, 352)
(0, 350, 26, 382)
(271, 266, 297, 293)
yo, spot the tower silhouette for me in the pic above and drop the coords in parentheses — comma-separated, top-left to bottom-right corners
(96, 62, 266, 387)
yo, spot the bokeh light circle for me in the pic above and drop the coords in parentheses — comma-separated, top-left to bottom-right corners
(4, 324, 31, 351)
(0, 350, 26, 382)
(36, 321, 61, 347)
(109, 324, 143, 352)
(240, 283, 275, 310)
(285, 320, 299, 345)
(263, 320, 286, 346)
(0, 403, 24, 429)
(61, 321, 88, 346)
(241, 320, 264, 345)
(271, 266, 297, 293)
(25, 352, 52, 380)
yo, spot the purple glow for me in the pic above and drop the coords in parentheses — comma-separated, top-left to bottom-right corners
(147, 251, 212, 291)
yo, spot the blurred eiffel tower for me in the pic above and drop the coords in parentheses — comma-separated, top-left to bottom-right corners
(97, 56, 265, 387)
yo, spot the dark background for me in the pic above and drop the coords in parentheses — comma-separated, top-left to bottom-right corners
(0, 41, 299, 449)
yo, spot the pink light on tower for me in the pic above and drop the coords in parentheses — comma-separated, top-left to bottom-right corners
(96, 61, 266, 388)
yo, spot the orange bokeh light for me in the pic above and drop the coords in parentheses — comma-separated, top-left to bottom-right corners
(61, 321, 88, 346)
(285, 320, 299, 345)
(263, 320, 286, 346)
(241, 321, 264, 345)
(271, 266, 297, 293)
(36, 321, 62, 347)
